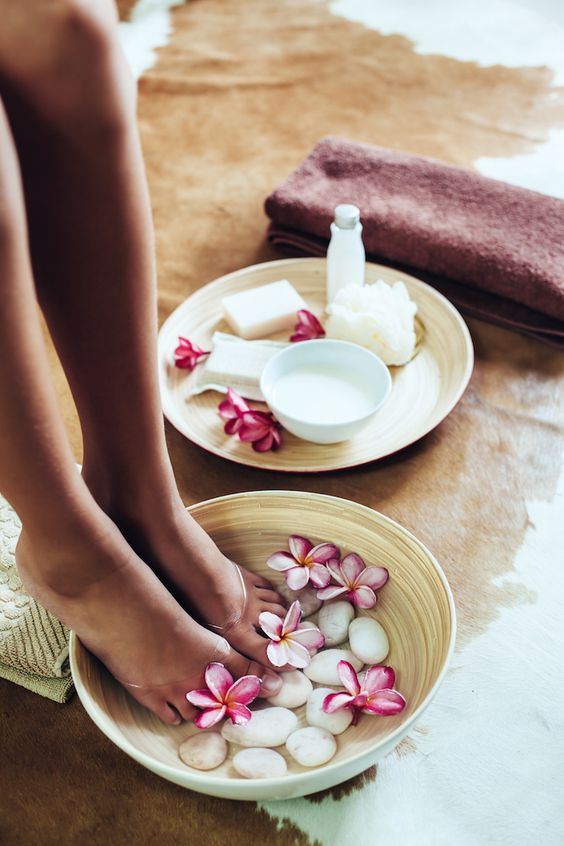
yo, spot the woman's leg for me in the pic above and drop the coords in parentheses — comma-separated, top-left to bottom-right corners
(1, 0, 287, 667)
(0, 94, 284, 727)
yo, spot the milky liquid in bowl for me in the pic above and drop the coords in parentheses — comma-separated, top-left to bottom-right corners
(271, 364, 376, 425)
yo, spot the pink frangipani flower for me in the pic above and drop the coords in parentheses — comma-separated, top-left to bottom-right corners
(218, 388, 282, 452)
(267, 535, 338, 591)
(290, 309, 326, 342)
(186, 662, 261, 729)
(323, 660, 406, 725)
(174, 336, 210, 370)
(239, 410, 282, 452)
(316, 553, 388, 608)
(218, 387, 251, 435)
(259, 600, 325, 668)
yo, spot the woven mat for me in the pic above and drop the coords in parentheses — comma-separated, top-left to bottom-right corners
(0, 494, 73, 703)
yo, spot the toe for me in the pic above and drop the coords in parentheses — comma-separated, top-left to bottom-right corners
(148, 696, 183, 726)
(224, 644, 283, 697)
(251, 573, 275, 590)
(257, 588, 288, 607)
(260, 601, 288, 620)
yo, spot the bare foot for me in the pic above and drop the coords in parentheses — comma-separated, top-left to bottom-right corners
(82, 476, 289, 670)
(15, 514, 282, 725)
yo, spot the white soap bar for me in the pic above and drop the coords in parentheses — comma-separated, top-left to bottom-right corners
(222, 279, 307, 340)
(189, 332, 288, 401)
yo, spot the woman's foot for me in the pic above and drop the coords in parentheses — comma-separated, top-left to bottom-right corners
(82, 468, 289, 670)
(15, 513, 282, 725)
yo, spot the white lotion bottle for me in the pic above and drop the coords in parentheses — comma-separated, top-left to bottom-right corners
(326, 204, 365, 304)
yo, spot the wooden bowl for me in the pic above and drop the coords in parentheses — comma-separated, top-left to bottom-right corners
(70, 491, 455, 801)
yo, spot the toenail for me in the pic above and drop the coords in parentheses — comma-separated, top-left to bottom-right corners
(260, 671, 283, 695)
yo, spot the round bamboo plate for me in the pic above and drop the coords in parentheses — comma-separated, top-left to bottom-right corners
(70, 491, 456, 802)
(157, 258, 474, 472)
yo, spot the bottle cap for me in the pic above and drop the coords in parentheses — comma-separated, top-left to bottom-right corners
(334, 203, 360, 229)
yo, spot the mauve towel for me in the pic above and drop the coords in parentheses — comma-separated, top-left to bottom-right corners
(264, 137, 564, 345)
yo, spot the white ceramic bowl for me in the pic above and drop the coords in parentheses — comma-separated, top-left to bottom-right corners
(70, 491, 456, 802)
(260, 339, 392, 444)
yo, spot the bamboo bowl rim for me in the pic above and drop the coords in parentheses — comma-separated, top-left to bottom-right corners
(70, 491, 456, 798)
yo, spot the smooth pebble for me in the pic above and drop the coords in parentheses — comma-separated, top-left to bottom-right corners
(349, 617, 389, 665)
(286, 727, 337, 767)
(233, 748, 288, 779)
(221, 707, 298, 747)
(178, 732, 227, 771)
(317, 601, 355, 646)
(278, 582, 322, 616)
(266, 670, 313, 708)
(304, 648, 363, 685)
(306, 687, 353, 735)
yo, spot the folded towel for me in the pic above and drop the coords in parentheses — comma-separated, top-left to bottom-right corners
(0, 493, 73, 703)
(265, 137, 564, 345)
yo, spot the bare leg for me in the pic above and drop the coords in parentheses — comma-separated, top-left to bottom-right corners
(0, 6, 281, 723)
(1, 1, 287, 666)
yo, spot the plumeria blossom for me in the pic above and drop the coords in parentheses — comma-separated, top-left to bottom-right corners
(238, 409, 281, 452)
(259, 600, 325, 668)
(290, 309, 326, 342)
(174, 336, 210, 370)
(323, 661, 406, 726)
(185, 662, 261, 729)
(266, 535, 338, 590)
(316, 552, 388, 608)
(218, 388, 281, 452)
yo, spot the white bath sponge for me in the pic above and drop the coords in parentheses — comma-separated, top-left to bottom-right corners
(325, 280, 417, 365)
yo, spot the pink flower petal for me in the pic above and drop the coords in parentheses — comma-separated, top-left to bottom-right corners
(252, 432, 275, 452)
(309, 542, 340, 564)
(309, 563, 331, 588)
(226, 702, 253, 725)
(224, 416, 242, 434)
(322, 691, 355, 713)
(356, 566, 389, 591)
(348, 586, 377, 609)
(284, 639, 312, 669)
(266, 551, 296, 572)
(285, 566, 310, 591)
(362, 665, 396, 694)
(337, 660, 362, 696)
(226, 387, 250, 415)
(288, 535, 313, 563)
(259, 610, 284, 640)
(363, 689, 406, 715)
(340, 552, 366, 584)
(238, 413, 271, 442)
(266, 639, 291, 667)
(204, 662, 233, 701)
(316, 584, 348, 601)
(226, 675, 261, 706)
(283, 600, 302, 634)
(290, 310, 326, 342)
(185, 688, 221, 709)
(326, 558, 346, 586)
(194, 705, 226, 729)
(291, 624, 325, 651)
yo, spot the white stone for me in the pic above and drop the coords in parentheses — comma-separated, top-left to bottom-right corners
(348, 616, 390, 665)
(318, 601, 355, 646)
(266, 670, 313, 708)
(178, 732, 227, 771)
(286, 727, 337, 767)
(277, 582, 322, 617)
(306, 687, 354, 735)
(303, 648, 363, 685)
(221, 707, 298, 747)
(232, 747, 288, 779)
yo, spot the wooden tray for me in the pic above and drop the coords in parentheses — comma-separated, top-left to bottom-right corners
(157, 258, 473, 472)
